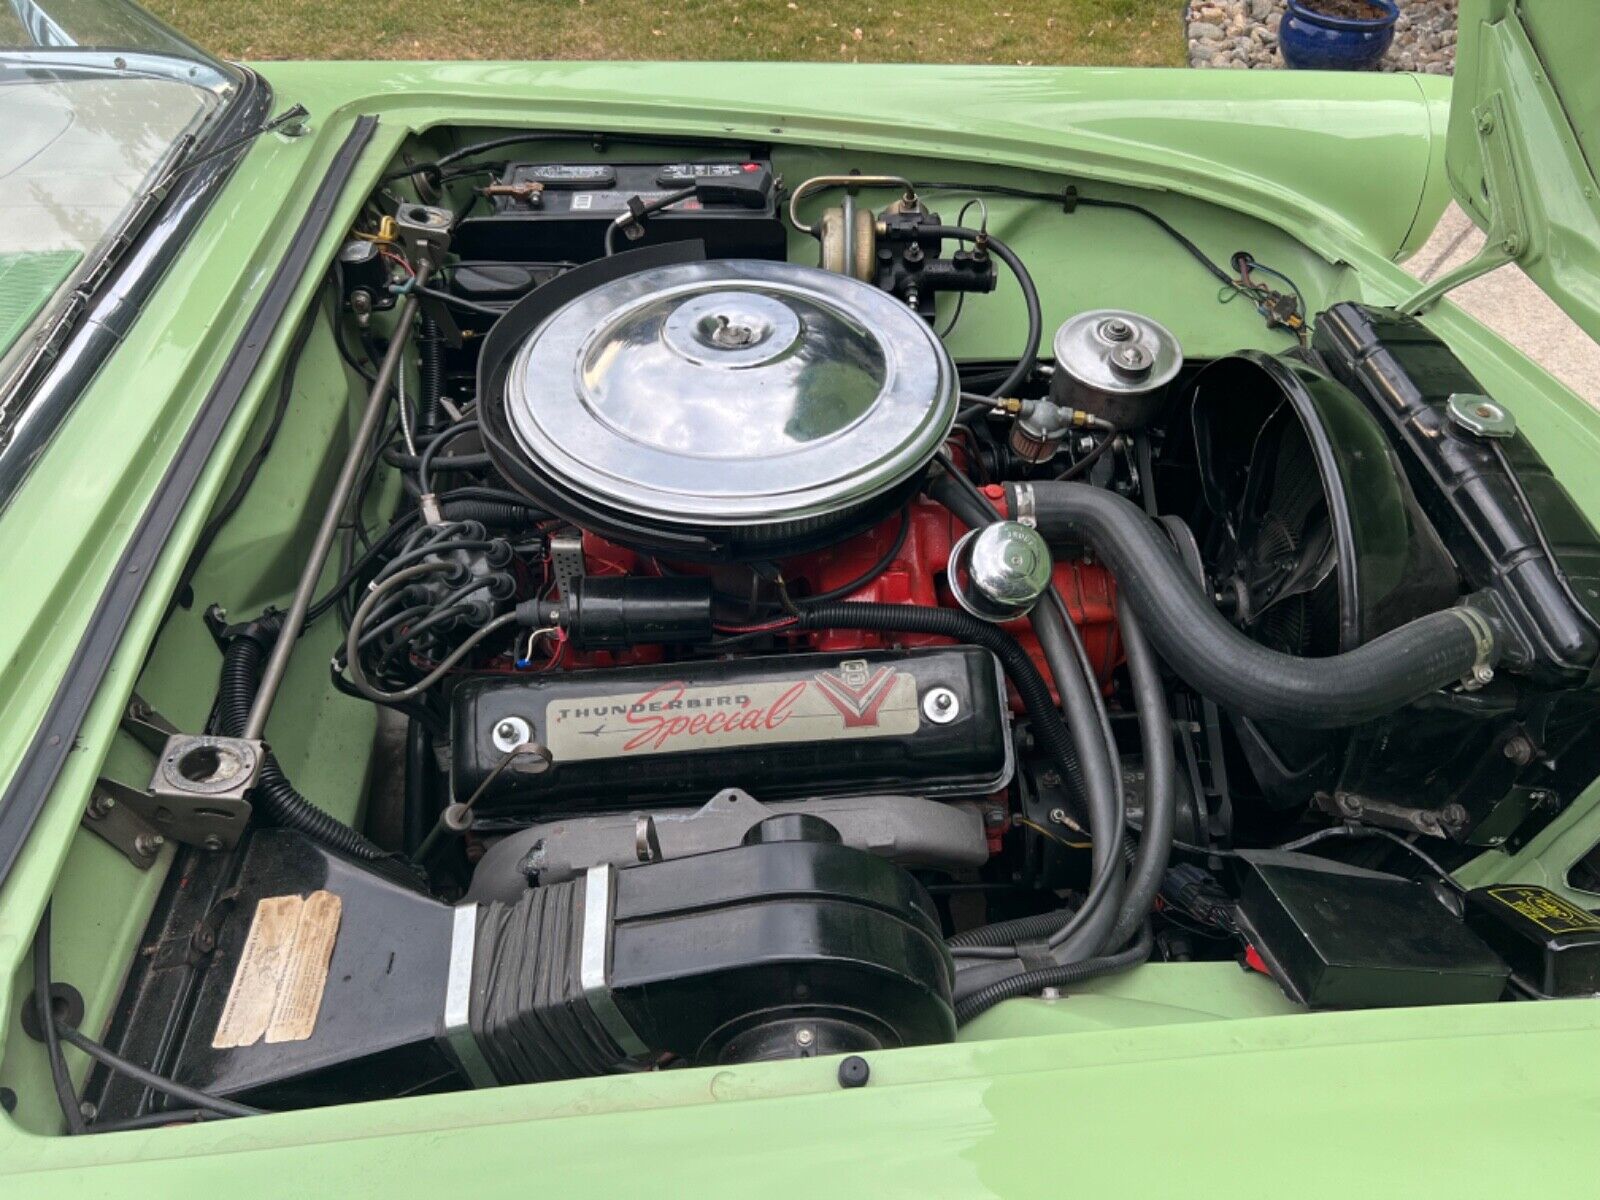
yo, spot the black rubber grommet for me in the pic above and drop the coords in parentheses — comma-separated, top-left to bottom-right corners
(837, 1055, 870, 1089)
(21, 982, 84, 1043)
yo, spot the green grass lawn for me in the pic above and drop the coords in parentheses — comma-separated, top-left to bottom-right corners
(152, 0, 1183, 66)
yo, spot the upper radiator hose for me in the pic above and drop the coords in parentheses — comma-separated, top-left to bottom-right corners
(1008, 482, 1503, 728)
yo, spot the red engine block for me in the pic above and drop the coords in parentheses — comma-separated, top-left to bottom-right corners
(573, 489, 1122, 703)
(782, 491, 1121, 703)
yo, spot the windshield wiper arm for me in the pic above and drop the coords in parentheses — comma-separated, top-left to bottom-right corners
(159, 103, 310, 190)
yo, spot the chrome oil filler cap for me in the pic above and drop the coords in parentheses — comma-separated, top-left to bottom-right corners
(949, 521, 1054, 622)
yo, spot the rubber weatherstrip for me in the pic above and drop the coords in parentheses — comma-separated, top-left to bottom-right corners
(0, 115, 380, 887)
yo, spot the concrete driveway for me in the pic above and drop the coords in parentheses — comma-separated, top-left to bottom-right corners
(1407, 204, 1600, 407)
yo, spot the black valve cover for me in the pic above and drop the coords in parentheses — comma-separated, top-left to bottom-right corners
(451, 647, 1012, 816)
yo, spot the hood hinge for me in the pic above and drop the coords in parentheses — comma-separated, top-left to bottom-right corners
(1401, 91, 1528, 315)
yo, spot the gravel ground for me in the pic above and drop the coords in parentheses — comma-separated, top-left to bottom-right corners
(1186, 0, 1457, 71)
(1408, 207, 1600, 408)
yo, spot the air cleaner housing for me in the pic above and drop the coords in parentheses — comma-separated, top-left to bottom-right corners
(490, 256, 957, 560)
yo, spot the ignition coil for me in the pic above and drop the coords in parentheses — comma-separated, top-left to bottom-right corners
(516, 576, 715, 650)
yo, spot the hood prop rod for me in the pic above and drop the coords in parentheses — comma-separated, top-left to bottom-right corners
(242, 259, 433, 740)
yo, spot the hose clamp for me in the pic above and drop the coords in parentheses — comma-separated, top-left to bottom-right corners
(1450, 606, 1499, 689)
(1011, 482, 1037, 529)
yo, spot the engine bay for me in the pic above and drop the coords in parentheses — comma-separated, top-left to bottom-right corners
(19, 128, 1600, 1129)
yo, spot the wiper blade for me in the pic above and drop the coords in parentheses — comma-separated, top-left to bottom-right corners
(10, 0, 72, 48)
(0, 100, 309, 437)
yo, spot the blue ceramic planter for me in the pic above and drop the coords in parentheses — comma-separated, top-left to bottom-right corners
(1279, 0, 1398, 71)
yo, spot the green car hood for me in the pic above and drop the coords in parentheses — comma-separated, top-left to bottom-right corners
(1449, 0, 1600, 340)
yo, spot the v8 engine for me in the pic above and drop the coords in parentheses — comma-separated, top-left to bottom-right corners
(72, 144, 1600, 1127)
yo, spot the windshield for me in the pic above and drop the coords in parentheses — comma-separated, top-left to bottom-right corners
(0, 0, 238, 387)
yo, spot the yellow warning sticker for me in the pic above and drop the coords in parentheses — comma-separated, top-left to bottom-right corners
(212, 890, 342, 1049)
(1485, 885, 1600, 935)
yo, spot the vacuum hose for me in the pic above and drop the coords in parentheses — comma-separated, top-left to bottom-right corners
(1009, 481, 1503, 728)
(917, 225, 1040, 400)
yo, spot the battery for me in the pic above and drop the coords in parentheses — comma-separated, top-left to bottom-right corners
(451, 647, 1012, 815)
(451, 159, 786, 261)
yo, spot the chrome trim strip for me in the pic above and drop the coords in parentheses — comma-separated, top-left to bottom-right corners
(441, 903, 497, 1087)
(580, 865, 649, 1057)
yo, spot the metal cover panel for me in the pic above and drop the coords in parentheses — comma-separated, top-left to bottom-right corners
(1051, 308, 1182, 397)
(505, 259, 956, 528)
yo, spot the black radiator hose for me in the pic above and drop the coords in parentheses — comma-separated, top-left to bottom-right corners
(928, 469, 1125, 959)
(926, 472, 1091, 803)
(953, 603, 1173, 962)
(1008, 482, 1504, 728)
(1024, 597, 1124, 960)
(1106, 600, 1175, 951)
(217, 614, 391, 862)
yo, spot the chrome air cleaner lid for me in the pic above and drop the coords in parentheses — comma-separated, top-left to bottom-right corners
(503, 259, 957, 550)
